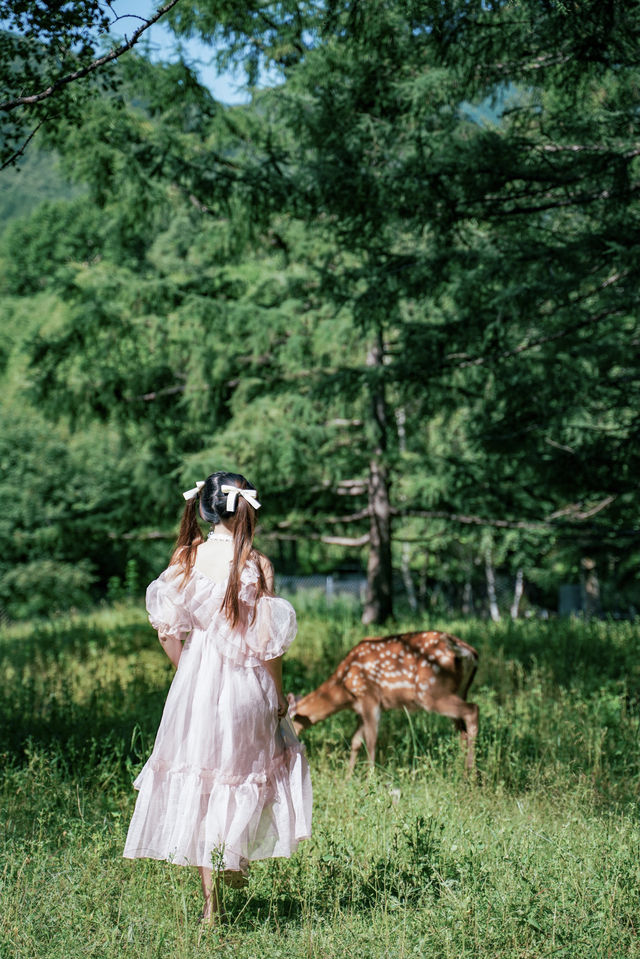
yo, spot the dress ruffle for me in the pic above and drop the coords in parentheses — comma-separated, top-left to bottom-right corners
(124, 739, 311, 870)
(146, 565, 193, 642)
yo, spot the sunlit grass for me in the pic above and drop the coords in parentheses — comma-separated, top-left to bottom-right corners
(1, 607, 639, 957)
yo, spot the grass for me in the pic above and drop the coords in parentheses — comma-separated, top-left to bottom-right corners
(1, 605, 639, 958)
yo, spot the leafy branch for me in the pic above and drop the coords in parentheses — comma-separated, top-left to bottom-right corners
(0, 0, 184, 112)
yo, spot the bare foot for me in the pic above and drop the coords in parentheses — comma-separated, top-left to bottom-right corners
(199, 865, 225, 926)
(200, 895, 226, 925)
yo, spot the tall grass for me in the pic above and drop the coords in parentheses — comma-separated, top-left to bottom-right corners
(1, 607, 639, 958)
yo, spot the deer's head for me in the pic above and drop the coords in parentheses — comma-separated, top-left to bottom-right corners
(287, 692, 313, 733)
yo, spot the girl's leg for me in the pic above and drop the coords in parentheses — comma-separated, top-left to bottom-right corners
(198, 866, 221, 923)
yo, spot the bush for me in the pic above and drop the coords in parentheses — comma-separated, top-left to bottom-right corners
(0, 559, 96, 619)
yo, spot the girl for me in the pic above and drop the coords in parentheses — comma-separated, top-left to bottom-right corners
(123, 470, 312, 922)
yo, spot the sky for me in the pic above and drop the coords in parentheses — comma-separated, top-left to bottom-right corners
(109, 0, 250, 104)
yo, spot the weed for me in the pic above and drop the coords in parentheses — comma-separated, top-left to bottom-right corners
(1, 608, 639, 957)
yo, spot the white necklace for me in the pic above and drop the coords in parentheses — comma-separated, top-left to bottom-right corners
(207, 530, 233, 542)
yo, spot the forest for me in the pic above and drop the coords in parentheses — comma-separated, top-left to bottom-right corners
(1, 0, 639, 625)
(2, 4, 640, 958)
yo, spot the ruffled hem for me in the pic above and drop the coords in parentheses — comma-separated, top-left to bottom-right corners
(133, 739, 307, 789)
(123, 744, 312, 869)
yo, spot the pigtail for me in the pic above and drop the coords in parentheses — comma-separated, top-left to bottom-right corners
(171, 496, 204, 583)
(221, 494, 271, 628)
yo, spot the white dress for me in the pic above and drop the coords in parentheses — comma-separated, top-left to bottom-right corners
(123, 560, 312, 870)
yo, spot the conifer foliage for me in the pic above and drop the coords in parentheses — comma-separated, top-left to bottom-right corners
(1, 1, 638, 620)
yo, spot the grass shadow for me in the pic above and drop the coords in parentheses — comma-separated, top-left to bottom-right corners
(0, 614, 168, 770)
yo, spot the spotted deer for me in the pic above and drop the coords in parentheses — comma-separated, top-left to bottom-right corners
(288, 630, 479, 774)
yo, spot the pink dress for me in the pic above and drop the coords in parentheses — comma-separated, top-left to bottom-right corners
(123, 560, 312, 870)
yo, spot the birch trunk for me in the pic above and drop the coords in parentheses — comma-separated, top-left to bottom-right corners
(401, 542, 418, 611)
(510, 568, 524, 620)
(462, 577, 473, 617)
(395, 407, 417, 612)
(362, 332, 393, 624)
(580, 557, 601, 618)
(485, 548, 501, 622)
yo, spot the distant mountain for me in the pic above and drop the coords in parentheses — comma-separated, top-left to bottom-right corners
(0, 149, 82, 228)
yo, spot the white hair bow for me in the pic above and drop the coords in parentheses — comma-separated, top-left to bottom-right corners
(182, 481, 205, 501)
(221, 484, 261, 512)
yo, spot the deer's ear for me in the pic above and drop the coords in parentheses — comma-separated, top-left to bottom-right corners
(286, 692, 297, 707)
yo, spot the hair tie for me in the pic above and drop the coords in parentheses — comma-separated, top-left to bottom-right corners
(182, 481, 205, 501)
(220, 484, 261, 512)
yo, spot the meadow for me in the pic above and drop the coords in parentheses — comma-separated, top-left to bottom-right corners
(1, 604, 639, 959)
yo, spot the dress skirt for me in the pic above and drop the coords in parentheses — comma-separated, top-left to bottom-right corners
(123, 563, 312, 870)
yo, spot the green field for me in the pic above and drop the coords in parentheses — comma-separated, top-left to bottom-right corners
(1, 607, 639, 958)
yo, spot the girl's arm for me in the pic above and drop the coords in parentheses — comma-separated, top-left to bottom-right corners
(159, 632, 182, 668)
(264, 655, 288, 717)
(258, 553, 286, 714)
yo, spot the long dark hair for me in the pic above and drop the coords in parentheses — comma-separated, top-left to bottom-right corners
(171, 470, 271, 627)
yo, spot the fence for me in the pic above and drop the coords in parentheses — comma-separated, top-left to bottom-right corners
(276, 571, 637, 620)
(276, 573, 367, 604)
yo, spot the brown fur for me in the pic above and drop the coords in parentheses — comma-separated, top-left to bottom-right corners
(289, 630, 479, 774)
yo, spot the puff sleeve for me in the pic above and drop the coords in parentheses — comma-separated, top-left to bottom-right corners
(249, 594, 297, 661)
(146, 565, 193, 641)
(199, 572, 297, 667)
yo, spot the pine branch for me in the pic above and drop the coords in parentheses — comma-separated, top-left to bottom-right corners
(114, 529, 172, 541)
(546, 496, 617, 522)
(0, 117, 49, 170)
(319, 533, 370, 547)
(450, 306, 626, 370)
(1, 0, 184, 112)
(131, 384, 189, 402)
(264, 531, 370, 547)
(276, 508, 370, 528)
(476, 181, 640, 218)
(398, 495, 618, 532)
(399, 509, 548, 531)
(493, 53, 571, 74)
(305, 479, 368, 496)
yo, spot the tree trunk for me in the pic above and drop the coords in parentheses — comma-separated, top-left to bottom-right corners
(418, 559, 429, 611)
(485, 548, 501, 622)
(362, 332, 393, 624)
(400, 542, 417, 611)
(395, 407, 417, 612)
(580, 557, 601, 618)
(462, 576, 473, 617)
(510, 568, 524, 620)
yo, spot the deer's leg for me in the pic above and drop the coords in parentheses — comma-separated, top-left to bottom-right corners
(361, 702, 381, 771)
(425, 695, 479, 770)
(348, 721, 366, 776)
(348, 702, 381, 775)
